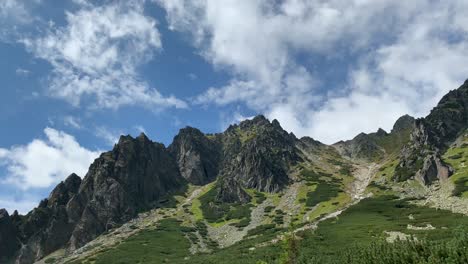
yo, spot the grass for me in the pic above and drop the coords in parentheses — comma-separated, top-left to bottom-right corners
(72, 218, 191, 264)
(299, 169, 343, 209)
(198, 187, 252, 225)
(291, 195, 468, 263)
(442, 135, 468, 197)
(306, 192, 351, 221)
(295, 183, 317, 205)
(190, 182, 216, 221)
(71, 195, 468, 264)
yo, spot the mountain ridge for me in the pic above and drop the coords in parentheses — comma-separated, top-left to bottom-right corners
(2, 80, 468, 263)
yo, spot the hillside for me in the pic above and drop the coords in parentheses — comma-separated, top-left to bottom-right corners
(2, 81, 468, 264)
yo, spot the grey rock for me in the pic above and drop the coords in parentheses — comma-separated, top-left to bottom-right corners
(169, 127, 221, 185)
(67, 133, 184, 250)
(0, 209, 20, 262)
(217, 115, 301, 194)
(215, 176, 251, 204)
(391, 115, 415, 134)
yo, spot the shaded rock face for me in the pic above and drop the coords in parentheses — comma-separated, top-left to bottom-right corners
(67, 134, 184, 250)
(334, 114, 415, 162)
(333, 132, 386, 161)
(416, 154, 453, 185)
(395, 81, 468, 184)
(13, 173, 82, 263)
(391, 115, 416, 134)
(217, 116, 301, 196)
(0, 209, 20, 261)
(215, 176, 251, 204)
(9, 134, 185, 263)
(168, 127, 221, 185)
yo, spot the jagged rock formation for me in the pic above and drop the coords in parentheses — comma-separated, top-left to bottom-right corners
(3, 80, 468, 263)
(333, 132, 387, 161)
(333, 116, 415, 162)
(395, 81, 468, 184)
(392, 115, 416, 134)
(217, 116, 301, 195)
(67, 133, 184, 250)
(169, 127, 221, 185)
(3, 134, 185, 263)
(0, 209, 20, 262)
(215, 176, 251, 204)
(9, 173, 82, 263)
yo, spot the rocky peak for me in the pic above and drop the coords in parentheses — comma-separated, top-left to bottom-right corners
(393, 81, 468, 184)
(391, 115, 415, 134)
(217, 115, 300, 193)
(169, 127, 221, 185)
(0, 209, 20, 261)
(66, 134, 184, 250)
(333, 132, 385, 161)
(47, 173, 81, 207)
(376, 128, 388, 137)
(238, 115, 269, 129)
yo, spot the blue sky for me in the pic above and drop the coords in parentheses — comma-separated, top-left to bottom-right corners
(1, 0, 468, 214)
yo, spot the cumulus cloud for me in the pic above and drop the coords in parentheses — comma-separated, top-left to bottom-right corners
(158, 0, 468, 144)
(0, 128, 100, 189)
(23, 0, 187, 110)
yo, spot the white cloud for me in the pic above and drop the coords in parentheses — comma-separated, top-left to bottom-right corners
(158, 0, 468, 144)
(23, 1, 187, 110)
(0, 128, 100, 189)
(15, 68, 30, 76)
(64, 116, 82, 129)
(95, 126, 121, 146)
(134, 125, 147, 134)
(0, 0, 31, 24)
(0, 197, 38, 215)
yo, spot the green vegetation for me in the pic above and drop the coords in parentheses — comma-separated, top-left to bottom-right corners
(453, 177, 468, 197)
(340, 232, 468, 264)
(442, 135, 468, 197)
(75, 196, 468, 264)
(72, 218, 191, 264)
(235, 126, 258, 144)
(291, 195, 468, 263)
(199, 188, 252, 224)
(44, 257, 56, 264)
(393, 153, 424, 182)
(300, 169, 342, 208)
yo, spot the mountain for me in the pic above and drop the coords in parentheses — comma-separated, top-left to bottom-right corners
(394, 81, 468, 184)
(1, 81, 468, 264)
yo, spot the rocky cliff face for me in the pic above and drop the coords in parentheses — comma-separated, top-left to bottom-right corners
(67, 133, 184, 250)
(333, 115, 415, 162)
(394, 81, 468, 184)
(216, 116, 301, 196)
(0, 209, 20, 262)
(3, 133, 186, 263)
(168, 127, 221, 185)
(12, 173, 82, 263)
(4, 80, 468, 263)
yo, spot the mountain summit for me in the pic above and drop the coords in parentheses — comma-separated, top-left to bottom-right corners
(2, 81, 468, 263)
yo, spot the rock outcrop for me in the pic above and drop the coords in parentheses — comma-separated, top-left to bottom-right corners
(217, 116, 301, 195)
(169, 127, 221, 185)
(7, 133, 186, 263)
(333, 114, 416, 162)
(0, 209, 20, 262)
(215, 176, 251, 204)
(67, 133, 184, 250)
(11, 173, 82, 263)
(394, 81, 468, 184)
